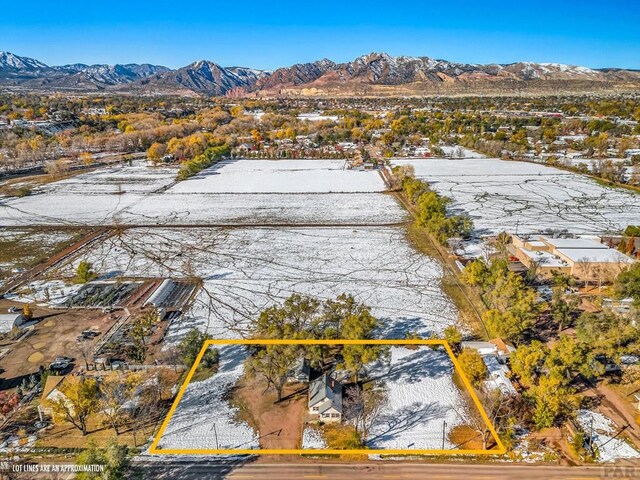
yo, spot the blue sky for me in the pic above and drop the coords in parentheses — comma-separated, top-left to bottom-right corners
(1, 0, 639, 69)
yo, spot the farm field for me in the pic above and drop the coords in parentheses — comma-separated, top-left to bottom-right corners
(393, 157, 640, 237)
(167, 159, 386, 193)
(0, 229, 81, 275)
(54, 226, 458, 340)
(0, 159, 406, 226)
(36, 161, 178, 195)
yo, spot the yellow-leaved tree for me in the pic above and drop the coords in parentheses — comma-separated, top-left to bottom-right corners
(48, 376, 100, 436)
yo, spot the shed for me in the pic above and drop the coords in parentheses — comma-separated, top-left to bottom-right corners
(287, 358, 310, 383)
(0, 314, 26, 333)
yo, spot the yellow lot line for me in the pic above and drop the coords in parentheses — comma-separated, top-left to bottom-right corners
(149, 339, 506, 456)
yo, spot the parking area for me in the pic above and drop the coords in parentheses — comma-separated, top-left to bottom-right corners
(0, 299, 122, 389)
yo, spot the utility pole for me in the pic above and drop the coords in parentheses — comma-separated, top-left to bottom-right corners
(442, 420, 447, 450)
(212, 422, 219, 449)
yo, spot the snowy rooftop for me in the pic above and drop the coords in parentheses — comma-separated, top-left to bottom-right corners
(540, 236, 608, 250)
(518, 246, 568, 267)
(483, 355, 517, 396)
(556, 247, 635, 264)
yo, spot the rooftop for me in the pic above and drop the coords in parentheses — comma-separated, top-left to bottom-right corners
(518, 246, 568, 267)
(540, 236, 608, 250)
(309, 373, 343, 414)
(556, 247, 635, 264)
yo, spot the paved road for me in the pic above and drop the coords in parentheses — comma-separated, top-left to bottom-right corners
(131, 459, 640, 480)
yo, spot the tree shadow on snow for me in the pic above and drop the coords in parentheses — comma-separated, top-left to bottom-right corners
(377, 316, 433, 339)
(370, 348, 453, 384)
(366, 401, 447, 447)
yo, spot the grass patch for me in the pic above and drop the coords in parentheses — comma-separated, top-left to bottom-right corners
(323, 423, 368, 460)
(0, 228, 90, 279)
(190, 363, 219, 383)
(449, 424, 484, 450)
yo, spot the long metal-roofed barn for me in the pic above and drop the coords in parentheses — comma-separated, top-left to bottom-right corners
(143, 279, 197, 313)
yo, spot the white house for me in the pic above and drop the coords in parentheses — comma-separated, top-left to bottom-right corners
(308, 373, 343, 422)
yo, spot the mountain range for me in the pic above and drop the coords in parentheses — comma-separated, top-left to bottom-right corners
(1, 51, 639, 97)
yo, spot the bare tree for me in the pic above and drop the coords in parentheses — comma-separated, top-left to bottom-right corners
(343, 384, 387, 439)
(576, 257, 594, 290)
(452, 388, 515, 450)
(77, 339, 94, 370)
(44, 158, 70, 179)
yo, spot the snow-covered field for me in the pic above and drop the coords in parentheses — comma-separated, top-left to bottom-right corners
(366, 346, 469, 450)
(167, 159, 385, 194)
(36, 161, 177, 195)
(393, 157, 640, 236)
(0, 158, 474, 455)
(56, 227, 458, 340)
(0, 159, 405, 226)
(576, 409, 640, 462)
(155, 344, 259, 451)
(120, 192, 405, 226)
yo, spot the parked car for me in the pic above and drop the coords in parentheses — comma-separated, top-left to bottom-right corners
(49, 359, 71, 371)
(53, 356, 73, 363)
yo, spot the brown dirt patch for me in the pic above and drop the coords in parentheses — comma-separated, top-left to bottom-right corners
(0, 302, 121, 388)
(232, 374, 307, 449)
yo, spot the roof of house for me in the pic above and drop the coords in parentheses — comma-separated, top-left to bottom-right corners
(483, 355, 518, 396)
(518, 246, 568, 267)
(556, 247, 635, 264)
(289, 358, 310, 378)
(41, 375, 66, 401)
(490, 338, 516, 356)
(540, 236, 608, 250)
(461, 339, 515, 357)
(461, 341, 497, 356)
(309, 373, 343, 414)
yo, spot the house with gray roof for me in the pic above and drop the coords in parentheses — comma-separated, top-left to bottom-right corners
(308, 373, 343, 422)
